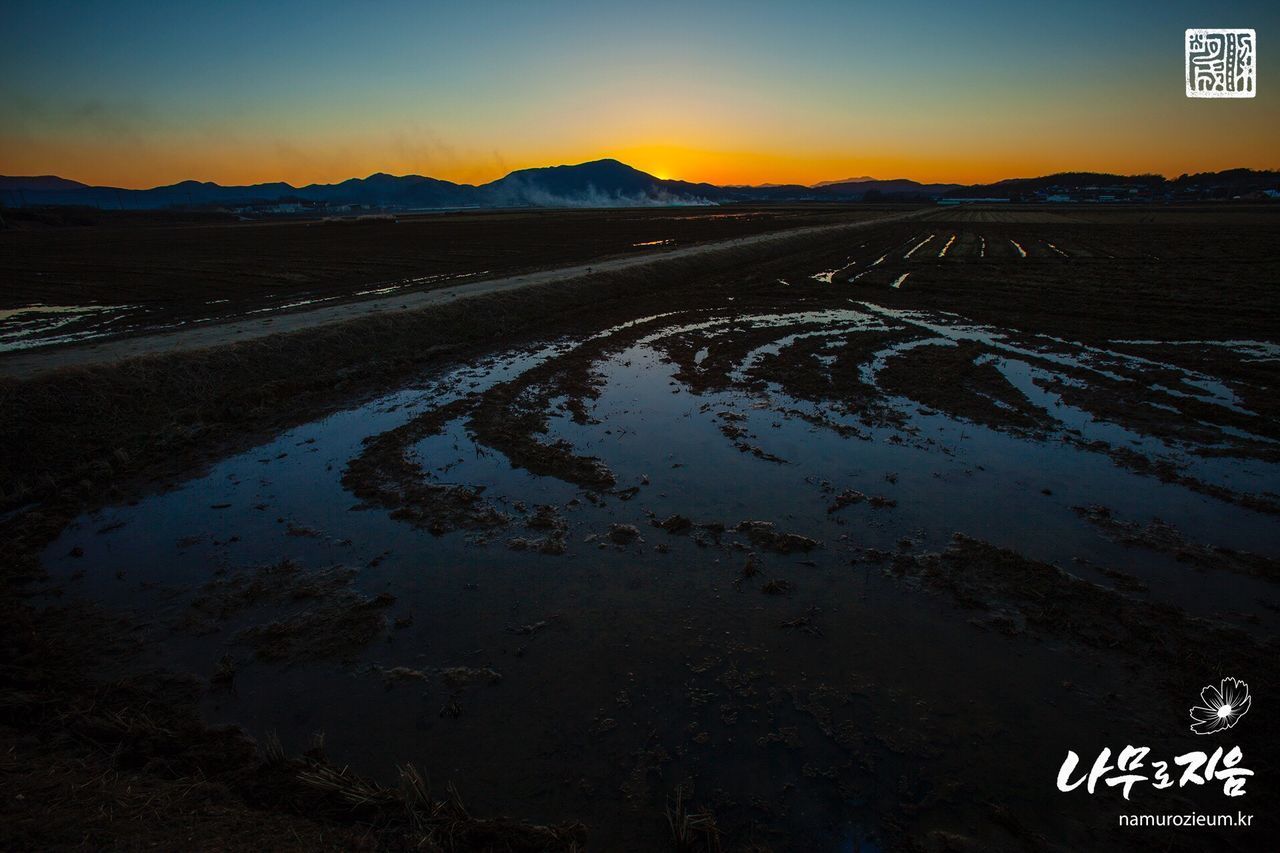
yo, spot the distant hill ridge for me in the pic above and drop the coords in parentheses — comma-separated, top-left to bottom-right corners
(1, 160, 1276, 210)
(0, 176, 91, 192)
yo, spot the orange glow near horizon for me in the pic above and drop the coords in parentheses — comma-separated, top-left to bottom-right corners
(5, 139, 1278, 191)
(7, 82, 1279, 190)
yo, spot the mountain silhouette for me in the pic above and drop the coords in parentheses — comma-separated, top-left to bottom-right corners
(2, 160, 1275, 211)
(0, 175, 91, 192)
(813, 176, 876, 186)
(481, 159, 721, 206)
(817, 178, 963, 196)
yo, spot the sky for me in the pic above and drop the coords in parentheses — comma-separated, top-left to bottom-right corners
(2, 1, 1277, 188)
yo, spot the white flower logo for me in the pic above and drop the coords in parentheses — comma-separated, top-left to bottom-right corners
(1189, 677, 1251, 735)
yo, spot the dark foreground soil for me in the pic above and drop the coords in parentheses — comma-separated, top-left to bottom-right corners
(2, 206, 1278, 851)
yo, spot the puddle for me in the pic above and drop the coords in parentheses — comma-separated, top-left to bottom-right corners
(0, 303, 143, 351)
(42, 300, 1280, 849)
(1112, 338, 1280, 363)
(244, 296, 343, 314)
(904, 234, 935, 258)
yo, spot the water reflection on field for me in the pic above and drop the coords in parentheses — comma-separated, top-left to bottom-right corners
(46, 301, 1279, 849)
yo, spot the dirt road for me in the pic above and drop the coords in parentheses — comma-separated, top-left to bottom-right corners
(0, 209, 925, 379)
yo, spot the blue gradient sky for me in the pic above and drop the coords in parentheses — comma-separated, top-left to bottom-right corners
(2, 1, 1276, 186)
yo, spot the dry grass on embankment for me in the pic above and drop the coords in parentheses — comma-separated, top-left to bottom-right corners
(0, 224, 871, 850)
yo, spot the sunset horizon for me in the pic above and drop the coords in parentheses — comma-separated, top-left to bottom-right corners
(9, 149, 1280, 192)
(5, 1, 1277, 190)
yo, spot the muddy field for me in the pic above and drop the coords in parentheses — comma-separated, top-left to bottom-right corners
(3, 207, 1279, 851)
(0, 205, 896, 353)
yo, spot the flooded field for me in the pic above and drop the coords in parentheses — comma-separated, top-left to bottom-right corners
(34, 213, 1280, 850)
